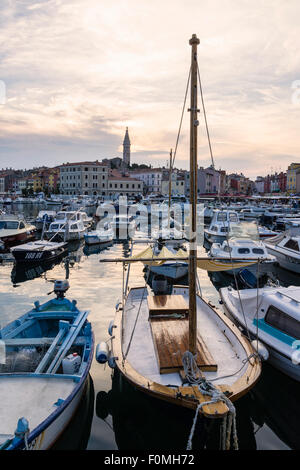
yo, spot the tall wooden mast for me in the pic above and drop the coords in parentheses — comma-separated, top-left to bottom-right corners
(168, 149, 172, 226)
(188, 34, 200, 355)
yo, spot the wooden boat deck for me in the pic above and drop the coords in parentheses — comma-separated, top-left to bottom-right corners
(150, 317, 217, 374)
(148, 294, 189, 318)
(148, 295, 217, 374)
(123, 288, 250, 388)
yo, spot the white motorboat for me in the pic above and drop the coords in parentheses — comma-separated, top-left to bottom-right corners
(258, 226, 279, 239)
(239, 207, 266, 221)
(219, 285, 300, 381)
(45, 212, 87, 241)
(84, 222, 114, 245)
(264, 225, 300, 274)
(204, 210, 240, 244)
(34, 211, 57, 231)
(144, 245, 188, 281)
(0, 215, 36, 249)
(151, 217, 187, 248)
(209, 237, 276, 277)
(10, 240, 67, 263)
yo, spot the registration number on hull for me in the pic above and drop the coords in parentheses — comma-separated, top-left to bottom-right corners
(25, 252, 43, 260)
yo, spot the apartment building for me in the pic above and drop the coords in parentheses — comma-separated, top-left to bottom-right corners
(59, 161, 109, 196)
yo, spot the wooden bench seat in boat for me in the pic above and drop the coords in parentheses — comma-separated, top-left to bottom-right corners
(148, 295, 189, 318)
(148, 296, 217, 374)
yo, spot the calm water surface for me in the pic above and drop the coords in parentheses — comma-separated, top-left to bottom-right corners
(0, 203, 298, 450)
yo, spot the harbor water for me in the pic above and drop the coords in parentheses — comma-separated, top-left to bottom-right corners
(0, 203, 299, 450)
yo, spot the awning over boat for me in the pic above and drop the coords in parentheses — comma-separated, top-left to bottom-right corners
(129, 246, 177, 266)
(196, 259, 257, 272)
(127, 247, 257, 271)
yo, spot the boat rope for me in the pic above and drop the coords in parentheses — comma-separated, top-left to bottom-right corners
(221, 221, 254, 344)
(24, 431, 29, 450)
(171, 66, 191, 169)
(255, 260, 260, 350)
(197, 62, 215, 170)
(208, 352, 258, 383)
(183, 351, 238, 450)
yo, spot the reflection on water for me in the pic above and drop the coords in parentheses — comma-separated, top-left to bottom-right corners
(250, 363, 299, 450)
(0, 206, 298, 450)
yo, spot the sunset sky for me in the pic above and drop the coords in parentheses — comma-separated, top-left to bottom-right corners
(0, 0, 300, 178)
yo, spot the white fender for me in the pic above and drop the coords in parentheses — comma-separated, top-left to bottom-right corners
(95, 342, 109, 364)
(251, 340, 269, 361)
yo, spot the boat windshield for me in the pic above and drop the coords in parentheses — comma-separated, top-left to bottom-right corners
(217, 213, 227, 221)
(228, 221, 260, 242)
(0, 221, 19, 229)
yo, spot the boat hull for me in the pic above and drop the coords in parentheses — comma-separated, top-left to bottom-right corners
(219, 289, 300, 382)
(45, 230, 86, 241)
(0, 231, 36, 249)
(11, 247, 67, 264)
(22, 375, 90, 450)
(266, 246, 300, 274)
(149, 263, 188, 280)
(110, 287, 261, 418)
(84, 234, 113, 245)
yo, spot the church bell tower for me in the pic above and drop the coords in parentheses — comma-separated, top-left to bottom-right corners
(123, 127, 131, 168)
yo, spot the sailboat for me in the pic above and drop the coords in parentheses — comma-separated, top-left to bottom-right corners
(97, 35, 261, 448)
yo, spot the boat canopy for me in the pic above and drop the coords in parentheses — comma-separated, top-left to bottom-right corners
(127, 246, 257, 271)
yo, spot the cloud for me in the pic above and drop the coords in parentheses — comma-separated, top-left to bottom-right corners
(0, 0, 299, 177)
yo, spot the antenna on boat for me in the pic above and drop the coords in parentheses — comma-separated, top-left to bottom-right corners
(188, 34, 200, 355)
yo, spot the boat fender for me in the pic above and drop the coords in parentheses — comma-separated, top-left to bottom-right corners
(251, 340, 269, 361)
(108, 320, 116, 336)
(108, 351, 117, 369)
(96, 342, 109, 364)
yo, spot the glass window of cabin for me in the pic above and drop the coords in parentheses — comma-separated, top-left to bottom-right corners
(19, 222, 25, 229)
(229, 213, 238, 221)
(265, 305, 300, 340)
(252, 248, 264, 254)
(238, 248, 250, 254)
(0, 221, 19, 229)
(284, 239, 300, 251)
(217, 213, 227, 221)
(221, 227, 228, 233)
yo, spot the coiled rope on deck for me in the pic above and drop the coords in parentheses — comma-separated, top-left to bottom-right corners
(182, 351, 238, 451)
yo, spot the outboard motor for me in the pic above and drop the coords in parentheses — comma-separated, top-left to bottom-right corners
(54, 280, 70, 299)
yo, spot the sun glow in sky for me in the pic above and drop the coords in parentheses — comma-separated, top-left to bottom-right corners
(0, 0, 300, 177)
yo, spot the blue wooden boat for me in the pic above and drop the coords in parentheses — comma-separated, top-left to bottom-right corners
(0, 280, 94, 450)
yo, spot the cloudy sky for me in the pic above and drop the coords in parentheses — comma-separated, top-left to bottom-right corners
(0, 0, 300, 178)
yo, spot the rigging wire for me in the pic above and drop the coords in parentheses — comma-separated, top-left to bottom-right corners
(171, 66, 191, 169)
(197, 61, 215, 169)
